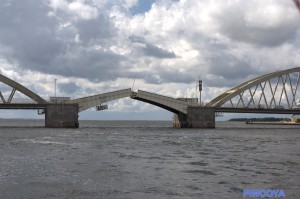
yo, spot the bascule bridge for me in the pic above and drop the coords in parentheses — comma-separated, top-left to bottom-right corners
(0, 67, 300, 128)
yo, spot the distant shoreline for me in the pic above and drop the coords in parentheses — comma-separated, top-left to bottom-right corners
(229, 117, 290, 122)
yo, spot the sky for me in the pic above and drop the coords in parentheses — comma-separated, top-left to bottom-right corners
(0, 0, 300, 120)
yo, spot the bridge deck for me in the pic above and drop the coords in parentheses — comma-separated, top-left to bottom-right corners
(1, 104, 299, 114)
(0, 103, 47, 109)
(215, 107, 300, 114)
(131, 90, 197, 114)
(66, 88, 132, 112)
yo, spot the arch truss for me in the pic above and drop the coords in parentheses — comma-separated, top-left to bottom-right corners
(0, 74, 46, 104)
(207, 67, 300, 109)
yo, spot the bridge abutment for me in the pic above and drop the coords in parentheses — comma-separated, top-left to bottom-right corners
(173, 107, 215, 128)
(45, 104, 79, 128)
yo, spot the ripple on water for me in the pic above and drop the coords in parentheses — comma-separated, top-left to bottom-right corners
(183, 169, 217, 175)
(112, 151, 140, 159)
(186, 185, 201, 191)
(1, 120, 299, 199)
(218, 181, 228, 184)
(162, 140, 182, 145)
(197, 151, 212, 155)
(188, 161, 209, 166)
(18, 139, 67, 145)
(230, 186, 243, 193)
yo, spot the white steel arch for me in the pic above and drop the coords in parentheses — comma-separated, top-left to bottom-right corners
(207, 67, 300, 109)
(0, 74, 47, 104)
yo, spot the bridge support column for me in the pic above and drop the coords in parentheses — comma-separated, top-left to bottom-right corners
(187, 107, 215, 128)
(173, 113, 188, 128)
(45, 104, 79, 128)
(173, 107, 215, 128)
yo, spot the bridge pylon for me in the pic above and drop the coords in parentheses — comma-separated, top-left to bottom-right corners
(45, 104, 79, 128)
(172, 107, 216, 128)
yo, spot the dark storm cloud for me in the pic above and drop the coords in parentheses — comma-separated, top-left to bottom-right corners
(143, 44, 176, 58)
(1, 0, 298, 91)
(129, 35, 145, 43)
(0, 0, 129, 81)
(55, 48, 128, 81)
(208, 55, 256, 79)
(58, 82, 80, 94)
(206, 54, 259, 87)
(139, 69, 195, 84)
(0, 0, 63, 70)
(215, 3, 299, 46)
(129, 35, 176, 59)
(75, 11, 116, 44)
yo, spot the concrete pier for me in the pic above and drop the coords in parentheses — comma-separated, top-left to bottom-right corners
(173, 113, 188, 128)
(173, 107, 215, 128)
(45, 104, 79, 128)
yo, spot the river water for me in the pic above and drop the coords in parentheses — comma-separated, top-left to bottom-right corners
(0, 119, 299, 199)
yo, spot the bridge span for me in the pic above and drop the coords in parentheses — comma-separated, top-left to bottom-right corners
(65, 88, 132, 112)
(131, 90, 198, 114)
(1, 67, 300, 128)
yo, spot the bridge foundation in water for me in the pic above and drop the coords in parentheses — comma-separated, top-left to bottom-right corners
(173, 107, 215, 128)
(45, 104, 79, 128)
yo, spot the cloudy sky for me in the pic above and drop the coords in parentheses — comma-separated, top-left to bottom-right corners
(0, 0, 300, 120)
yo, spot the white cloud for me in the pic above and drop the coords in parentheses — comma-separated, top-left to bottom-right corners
(123, 0, 139, 8)
(48, 0, 68, 10)
(68, 1, 98, 20)
(244, 0, 297, 29)
(49, 0, 99, 20)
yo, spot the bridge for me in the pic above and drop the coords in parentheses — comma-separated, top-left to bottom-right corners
(1, 67, 300, 128)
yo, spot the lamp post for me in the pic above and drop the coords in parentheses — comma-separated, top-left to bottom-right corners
(199, 80, 202, 106)
(54, 78, 57, 102)
(132, 74, 136, 91)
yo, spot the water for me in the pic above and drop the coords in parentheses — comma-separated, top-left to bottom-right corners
(0, 119, 299, 199)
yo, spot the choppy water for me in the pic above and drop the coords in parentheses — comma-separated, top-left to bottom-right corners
(0, 119, 299, 199)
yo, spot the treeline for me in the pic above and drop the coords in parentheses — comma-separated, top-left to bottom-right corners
(229, 117, 290, 122)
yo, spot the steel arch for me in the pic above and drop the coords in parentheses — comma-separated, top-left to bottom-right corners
(206, 67, 300, 108)
(0, 74, 47, 104)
